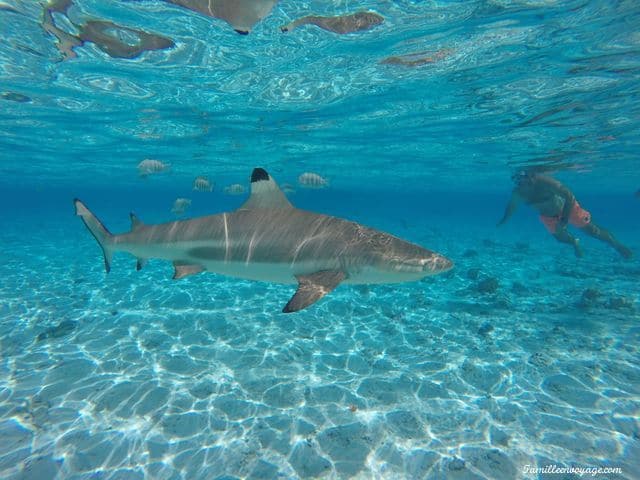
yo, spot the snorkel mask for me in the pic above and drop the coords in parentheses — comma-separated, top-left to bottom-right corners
(511, 169, 534, 185)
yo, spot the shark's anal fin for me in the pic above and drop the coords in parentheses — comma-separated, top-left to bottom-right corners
(283, 270, 345, 313)
(239, 167, 293, 210)
(173, 262, 205, 280)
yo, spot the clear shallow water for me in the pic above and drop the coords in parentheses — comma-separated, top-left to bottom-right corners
(1, 0, 640, 479)
(0, 195, 638, 479)
(2, 0, 640, 190)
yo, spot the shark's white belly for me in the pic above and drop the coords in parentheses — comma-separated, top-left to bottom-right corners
(197, 261, 424, 285)
(201, 260, 299, 284)
(122, 242, 425, 285)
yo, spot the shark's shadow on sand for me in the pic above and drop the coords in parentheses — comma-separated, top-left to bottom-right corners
(75, 168, 453, 312)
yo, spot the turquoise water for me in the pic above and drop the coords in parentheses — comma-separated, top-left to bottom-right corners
(1, 1, 639, 479)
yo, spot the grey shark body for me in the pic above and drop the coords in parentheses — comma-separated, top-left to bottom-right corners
(75, 168, 452, 312)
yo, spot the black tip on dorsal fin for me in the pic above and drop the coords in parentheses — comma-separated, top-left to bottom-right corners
(251, 168, 269, 183)
(239, 168, 293, 210)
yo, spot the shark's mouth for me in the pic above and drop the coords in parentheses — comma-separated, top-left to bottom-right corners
(387, 255, 452, 274)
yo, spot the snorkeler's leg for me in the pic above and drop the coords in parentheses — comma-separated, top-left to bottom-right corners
(553, 226, 583, 258)
(581, 222, 632, 259)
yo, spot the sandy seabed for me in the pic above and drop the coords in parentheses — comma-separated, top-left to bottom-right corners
(0, 219, 638, 479)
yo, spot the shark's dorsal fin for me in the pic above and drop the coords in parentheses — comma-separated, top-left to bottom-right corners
(130, 212, 144, 231)
(239, 168, 293, 210)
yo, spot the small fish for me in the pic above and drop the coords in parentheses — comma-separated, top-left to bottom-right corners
(14, 43, 45, 57)
(381, 49, 450, 67)
(193, 176, 214, 192)
(1, 92, 31, 103)
(224, 183, 247, 195)
(171, 198, 191, 215)
(298, 172, 328, 189)
(281, 183, 296, 195)
(281, 11, 384, 34)
(138, 159, 170, 177)
(37, 320, 77, 342)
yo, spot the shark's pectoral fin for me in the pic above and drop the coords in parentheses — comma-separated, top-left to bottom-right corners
(173, 262, 205, 280)
(283, 270, 345, 313)
(136, 258, 147, 271)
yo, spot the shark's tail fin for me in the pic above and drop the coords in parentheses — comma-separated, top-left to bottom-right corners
(74, 199, 114, 273)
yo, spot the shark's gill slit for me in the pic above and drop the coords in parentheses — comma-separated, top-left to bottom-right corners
(223, 212, 230, 262)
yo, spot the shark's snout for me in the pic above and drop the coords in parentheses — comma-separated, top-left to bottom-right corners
(428, 255, 453, 273)
(414, 254, 453, 274)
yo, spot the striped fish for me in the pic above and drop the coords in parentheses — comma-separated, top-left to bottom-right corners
(298, 172, 328, 189)
(224, 183, 247, 195)
(138, 159, 170, 177)
(193, 176, 214, 192)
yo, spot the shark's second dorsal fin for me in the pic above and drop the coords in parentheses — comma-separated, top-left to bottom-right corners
(130, 212, 144, 231)
(239, 168, 293, 210)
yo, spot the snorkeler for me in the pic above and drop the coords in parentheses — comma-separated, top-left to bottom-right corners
(497, 170, 633, 259)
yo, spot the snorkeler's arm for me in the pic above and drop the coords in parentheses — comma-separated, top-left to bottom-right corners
(497, 192, 520, 226)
